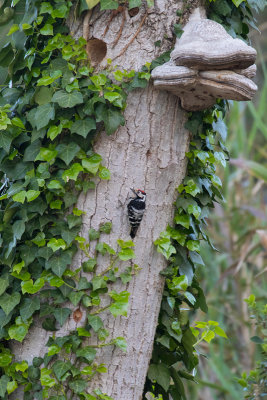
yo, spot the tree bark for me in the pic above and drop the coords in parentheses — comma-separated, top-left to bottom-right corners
(11, 1, 197, 399)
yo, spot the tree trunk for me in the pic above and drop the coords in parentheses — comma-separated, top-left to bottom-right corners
(11, 1, 196, 399)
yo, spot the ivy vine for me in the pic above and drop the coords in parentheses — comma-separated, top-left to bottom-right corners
(0, 0, 265, 399)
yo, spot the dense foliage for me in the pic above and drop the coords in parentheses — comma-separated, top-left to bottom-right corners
(0, 0, 265, 399)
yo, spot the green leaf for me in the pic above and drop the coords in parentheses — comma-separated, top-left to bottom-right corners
(34, 86, 53, 105)
(53, 308, 71, 326)
(8, 24, 19, 35)
(109, 291, 129, 317)
(188, 204, 201, 219)
(77, 327, 91, 337)
(82, 153, 102, 175)
(69, 379, 87, 394)
(76, 347, 97, 363)
(47, 252, 72, 277)
(8, 319, 29, 342)
(0, 375, 9, 398)
(113, 337, 127, 352)
(214, 326, 228, 339)
(82, 258, 97, 272)
(26, 190, 40, 202)
(35, 104, 55, 130)
(40, 23, 53, 35)
(212, 118, 227, 141)
(98, 165, 111, 180)
(86, 0, 100, 9)
(68, 291, 84, 306)
(56, 142, 80, 165)
(129, 0, 142, 8)
(186, 240, 200, 252)
(71, 118, 96, 138)
(88, 315, 103, 332)
(52, 360, 71, 380)
(52, 90, 84, 108)
(7, 380, 17, 395)
(174, 213, 190, 229)
(148, 363, 170, 392)
(23, 140, 42, 162)
(0, 275, 9, 296)
(100, 0, 119, 10)
(40, 368, 56, 388)
(0, 292, 21, 315)
(20, 297, 40, 321)
(118, 248, 135, 261)
(0, 351, 13, 367)
(12, 190, 27, 203)
(47, 238, 66, 252)
(21, 278, 45, 294)
(62, 163, 84, 182)
(0, 131, 13, 153)
(35, 147, 58, 162)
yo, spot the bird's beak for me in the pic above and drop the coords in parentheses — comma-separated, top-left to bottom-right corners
(130, 188, 137, 195)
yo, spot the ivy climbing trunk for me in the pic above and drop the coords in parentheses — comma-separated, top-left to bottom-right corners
(10, 1, 194, 399)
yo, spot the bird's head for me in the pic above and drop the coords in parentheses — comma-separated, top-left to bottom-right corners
(131, 188, 146, 200)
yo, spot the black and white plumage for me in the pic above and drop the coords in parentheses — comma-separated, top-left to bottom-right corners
(127, 188, 146, 239)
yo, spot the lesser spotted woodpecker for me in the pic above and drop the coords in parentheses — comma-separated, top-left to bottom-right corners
(127, 188, 146, 239)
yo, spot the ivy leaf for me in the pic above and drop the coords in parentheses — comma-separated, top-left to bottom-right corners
(21, 278, 45, 294)
(109, 291, 129, 317)
(212, 118, 227, 142)
(68, 291, 84, 306)
(62, 163, 84, 182)
(148, 363, 170, 392)
(69, 379, 87, 394)
(0, 375, 9, 398)
(86, 0, 100, 9)
(52, 90, 84, 108)
(20, 297, 40, 322)
(0, 292, 21, 316)
(174, 213, 190, 229)
(82, 153, 102, 175)
(56, 142, 81, 165)
(100, 0, 119, 10)
(35, 104, 55, 130)
(0, 131, 13, 153)
(52, 360, 71, 380)
(53, 308, 71, 326)
(98, 166, 110, 180)
(23, 140, 42, 162)
(118, 248, 135, 261)
(8, 318, 29, 342)
(47, 252, 72, 277)
(129, 0, 142, 8)
(71, 118, 96, 138)
(40, 23, 53, 35)
(40, 368, 56, 388)
(186, 240, 200, 252)
(47, 238, 66, 252)
(96, 104, 125, 135)
(113, 337, 127, 352)
(76, 347, 96, 363)
(34, 87, 53, 105)
(88, 315, 103, 332)
(0, 275, 9, 296)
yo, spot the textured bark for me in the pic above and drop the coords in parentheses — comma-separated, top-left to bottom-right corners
(11, 1, 197, 399)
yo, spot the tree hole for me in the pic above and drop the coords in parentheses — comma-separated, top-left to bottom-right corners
(87, 38, 107, 65)
(128, 7, 140, 17)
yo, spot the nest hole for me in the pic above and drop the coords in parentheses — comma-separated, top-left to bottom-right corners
(128, 7, 140, 17)
(87, 38, 107, 65)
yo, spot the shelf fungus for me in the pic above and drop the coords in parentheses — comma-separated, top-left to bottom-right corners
(151, 13, 258, 111)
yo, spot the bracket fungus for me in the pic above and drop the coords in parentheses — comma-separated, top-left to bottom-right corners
(151, 9, 258, 111)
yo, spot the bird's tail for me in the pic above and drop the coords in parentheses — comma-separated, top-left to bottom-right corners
(130, 226, 139, 239)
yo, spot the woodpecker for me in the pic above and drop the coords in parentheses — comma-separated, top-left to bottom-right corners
(127, 188, 146, 239)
